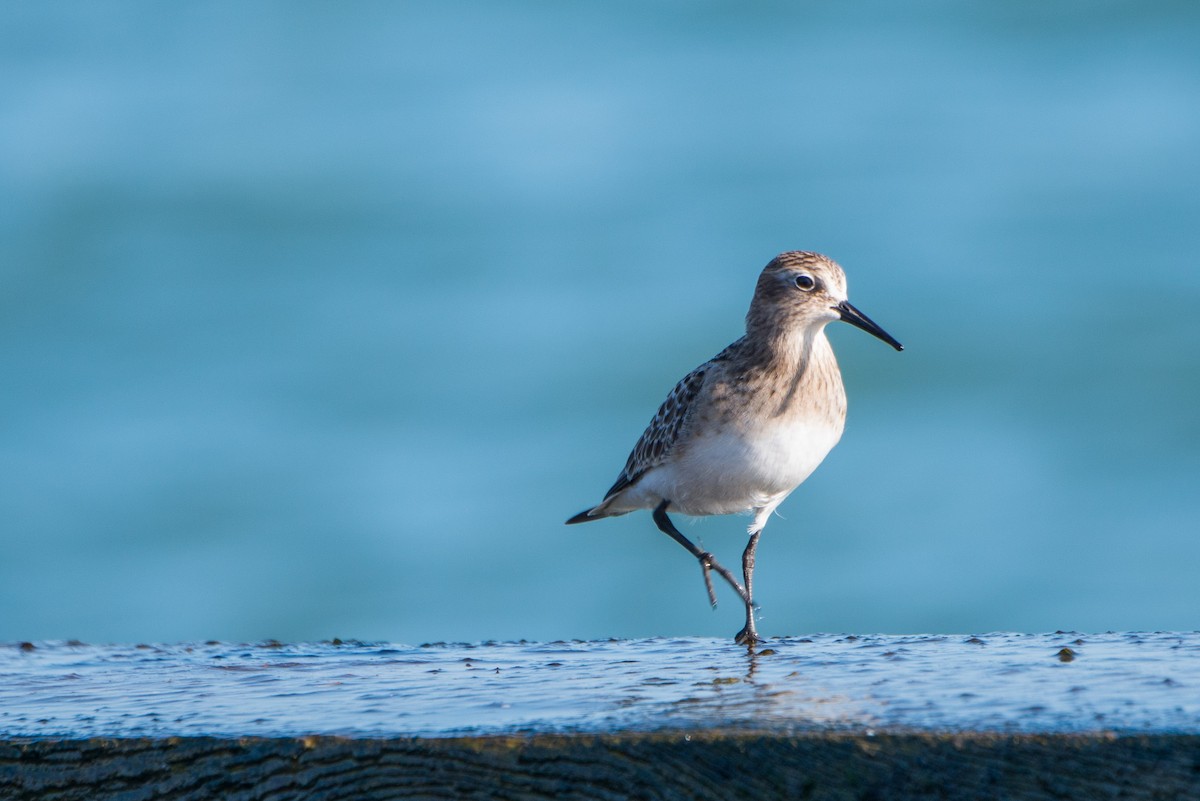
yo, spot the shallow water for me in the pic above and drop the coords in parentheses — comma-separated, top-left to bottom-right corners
(3, 633, 1198, 738)
(1, 3, 1199, 645)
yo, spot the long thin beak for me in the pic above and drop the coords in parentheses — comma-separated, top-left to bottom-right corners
(836, 300, 903, 351)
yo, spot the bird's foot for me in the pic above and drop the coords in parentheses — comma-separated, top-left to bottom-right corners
(734, 626, 765, 646)
(690, 550, 749, 606)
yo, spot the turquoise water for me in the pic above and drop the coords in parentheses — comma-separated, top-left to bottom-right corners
(2, 3, 1198, 645)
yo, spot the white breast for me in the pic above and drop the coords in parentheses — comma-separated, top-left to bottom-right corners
(632, 414, 845, 517)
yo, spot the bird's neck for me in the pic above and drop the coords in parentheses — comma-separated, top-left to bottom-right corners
(751, 321, 833, 373)
(736, 322, 844, 420)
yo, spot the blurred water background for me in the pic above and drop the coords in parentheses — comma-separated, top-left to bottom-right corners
(2, 2, 1198, 646)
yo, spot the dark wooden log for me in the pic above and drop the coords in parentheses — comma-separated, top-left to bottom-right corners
(4, 733, 1200, 800)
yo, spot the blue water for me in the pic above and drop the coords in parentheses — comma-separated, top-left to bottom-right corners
(2, 2, 1198, 645)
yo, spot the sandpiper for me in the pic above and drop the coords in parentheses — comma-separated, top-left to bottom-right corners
(567, 251, 902, 644)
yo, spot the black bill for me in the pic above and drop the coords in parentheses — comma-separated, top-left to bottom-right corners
(836, 300, 903, 351)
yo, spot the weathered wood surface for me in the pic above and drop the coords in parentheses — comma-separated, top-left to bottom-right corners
(3, 633, 1199, 799)
(4, 733, 1200, 801)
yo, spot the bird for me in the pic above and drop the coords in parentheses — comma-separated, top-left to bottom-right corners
(566, 251, 902, 644)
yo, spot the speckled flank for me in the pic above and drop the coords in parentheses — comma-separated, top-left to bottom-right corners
(613, 366, 708, 497)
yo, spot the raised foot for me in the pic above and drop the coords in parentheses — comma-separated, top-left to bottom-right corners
(697, 553, 718, 607)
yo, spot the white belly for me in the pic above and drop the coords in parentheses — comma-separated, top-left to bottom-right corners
(627, 416, 844, 517)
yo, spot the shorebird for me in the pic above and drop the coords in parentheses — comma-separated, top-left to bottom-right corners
(567, 251, 902, 644)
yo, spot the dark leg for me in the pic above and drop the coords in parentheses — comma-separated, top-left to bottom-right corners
(735, 530, 763, 645)
(652, 501, 749, 607)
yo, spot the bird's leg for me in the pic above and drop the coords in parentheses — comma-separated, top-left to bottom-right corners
(735, 530, 764, 645)
(652, 501, 749, 607)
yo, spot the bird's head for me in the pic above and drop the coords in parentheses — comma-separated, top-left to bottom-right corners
(749, 251, 903, 351)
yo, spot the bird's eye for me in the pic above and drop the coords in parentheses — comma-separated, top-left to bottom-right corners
(794, 274, 816, 291)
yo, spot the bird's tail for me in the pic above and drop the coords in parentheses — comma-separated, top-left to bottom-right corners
(565, 508, 599, 525)
(565, 498, 626, 525)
